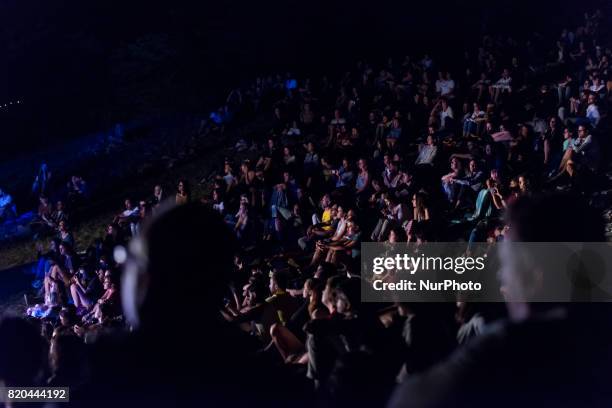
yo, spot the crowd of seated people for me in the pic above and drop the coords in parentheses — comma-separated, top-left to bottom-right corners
(3, 8, 612, 406)
(27, 172, 90, 240)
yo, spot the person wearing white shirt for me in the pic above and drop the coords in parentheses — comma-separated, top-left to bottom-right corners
(330, 207, 348, 241)
(586, 94, 600, 128)
(116, 199, 140, 236)
(211, 190, 225, 215)
(490, 69, 512, 102)
(438, 99, 454, 129)
(212, 201, 224, 214)
(415, 135, 438, 166)
(329, 109, 346, 127)
(286, 120, 301, 137)
(589, 78, 605, 94)
(435, 72, 455, 97)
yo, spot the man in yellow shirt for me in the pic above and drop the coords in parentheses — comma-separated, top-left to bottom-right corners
(298, 194, 337, 251)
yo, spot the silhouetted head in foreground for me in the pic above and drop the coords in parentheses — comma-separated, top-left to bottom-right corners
(500, 193, 606, 320)
(0, 316, 47, 386)
(505, 192, 604, 243)
(389, 193, 612, 408)
(109, 202, 297, 407)
(122, 202, 237, 331)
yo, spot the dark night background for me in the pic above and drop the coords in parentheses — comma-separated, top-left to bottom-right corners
(0, 0, 604, 159)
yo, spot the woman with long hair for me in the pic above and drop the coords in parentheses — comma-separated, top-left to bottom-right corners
(175, 179, 190, 205)
(412, 192, 430, 223)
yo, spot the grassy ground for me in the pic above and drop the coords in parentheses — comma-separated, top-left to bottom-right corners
(0, 127, 250, 315)
(0, 127, 251, 272)
(0, 212, 111, 275)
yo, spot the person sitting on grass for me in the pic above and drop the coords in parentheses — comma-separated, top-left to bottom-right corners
(81, 273, 120, 324)
(113, 199, 140, 237)
(70, 266, 103, 314)
(43, 242, 76, 305)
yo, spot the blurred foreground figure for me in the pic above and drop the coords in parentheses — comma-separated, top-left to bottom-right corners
(80, 203, 304, 407)
(389, 193, 612, 408)
(0, 317, 47, 387)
